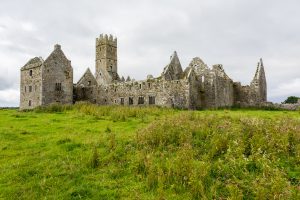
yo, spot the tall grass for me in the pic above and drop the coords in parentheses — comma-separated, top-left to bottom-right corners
(44, 102, 176, 121)
(135, 112, 300, 199)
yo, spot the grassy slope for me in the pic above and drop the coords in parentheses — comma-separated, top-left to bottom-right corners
(0, 105, 299, 199)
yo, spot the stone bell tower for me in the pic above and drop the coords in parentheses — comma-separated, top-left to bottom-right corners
(95, 34, 119, 85)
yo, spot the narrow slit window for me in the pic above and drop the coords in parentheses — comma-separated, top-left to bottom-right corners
(129, 97, 134, 105)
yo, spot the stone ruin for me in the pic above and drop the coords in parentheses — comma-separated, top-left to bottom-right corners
(20, 34, 267, 110)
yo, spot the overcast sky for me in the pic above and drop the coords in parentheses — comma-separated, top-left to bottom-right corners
(1, 0, 300, 106)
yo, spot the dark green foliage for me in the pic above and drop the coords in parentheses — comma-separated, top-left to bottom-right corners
(57, 138, 72, 144)
(283, 96, 300, 104)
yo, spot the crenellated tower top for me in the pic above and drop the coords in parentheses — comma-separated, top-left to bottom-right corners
(96, 34, 117, 47)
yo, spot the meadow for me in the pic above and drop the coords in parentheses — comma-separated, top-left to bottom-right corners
(0, 103, 299, 199)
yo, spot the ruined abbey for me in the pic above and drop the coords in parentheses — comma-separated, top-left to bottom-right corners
(20, 34, 267, 110)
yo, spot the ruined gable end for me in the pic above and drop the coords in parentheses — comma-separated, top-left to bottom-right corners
(161, 51, 183, 80)
(77, 68, 97, 87)
(42, 44, 73, 105)
(251, 58, 267, 102)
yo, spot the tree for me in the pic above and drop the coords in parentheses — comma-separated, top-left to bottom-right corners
(283, 96, 299, 104)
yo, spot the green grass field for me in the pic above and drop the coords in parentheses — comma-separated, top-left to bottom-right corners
(0, 104, 299, 199)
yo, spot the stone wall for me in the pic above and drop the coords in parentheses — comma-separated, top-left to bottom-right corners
(233, 83, 260, 107)
(90, 78, 191, 108)
(212, 65, 234, 108)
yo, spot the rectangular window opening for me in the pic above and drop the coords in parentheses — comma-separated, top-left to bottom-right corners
(149, 96, 156, 105)
(138, 96, 144, 105)
(55, 83, 62, 91)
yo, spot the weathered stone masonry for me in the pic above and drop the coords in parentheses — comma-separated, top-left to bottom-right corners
(20, 34, 267, 110)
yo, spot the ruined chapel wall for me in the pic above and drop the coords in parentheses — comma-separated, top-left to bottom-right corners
(233, 83, 259, 107)
(99, 79, 190, 108)
(73, 86, 97, 104)
(214, 75, 234, 108)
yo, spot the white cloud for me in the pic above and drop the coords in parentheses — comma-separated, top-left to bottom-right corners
(0, 0, 300, 106)
(269, 78, 300, 101)
(0, 89, 19, 107)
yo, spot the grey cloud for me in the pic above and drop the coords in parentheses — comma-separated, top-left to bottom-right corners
(0, 0, 300, 106)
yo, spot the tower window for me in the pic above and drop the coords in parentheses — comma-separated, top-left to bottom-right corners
(55, 83, 62, 91)
(29, 86, 32, 92)
(139, 84, 142, 89)
(29, 70, 33, 76)
(110, 66, 112, 71)
(138, 96, 144, 105)
(148, 82, 151, 88)
(88, 81, 91, 86)
(28, 100, 32, 106)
